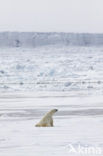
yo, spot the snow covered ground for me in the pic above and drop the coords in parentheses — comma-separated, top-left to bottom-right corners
(0, 46, 103, 94)
(0, 46, 103, 156)
(0, 93, 103, 156)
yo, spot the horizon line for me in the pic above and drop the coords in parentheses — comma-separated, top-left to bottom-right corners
(0, 31, 103, 35)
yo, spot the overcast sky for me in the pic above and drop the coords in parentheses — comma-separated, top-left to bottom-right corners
(0, 0, 103, 33)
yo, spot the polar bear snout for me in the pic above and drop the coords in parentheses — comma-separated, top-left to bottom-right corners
(54, 109, 58, 112)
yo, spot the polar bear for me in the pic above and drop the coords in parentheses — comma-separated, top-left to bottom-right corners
(35, 109, 58, 127)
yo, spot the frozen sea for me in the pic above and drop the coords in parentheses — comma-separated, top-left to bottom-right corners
(0, 46, 103, 94)
(0, 46, 103, 156)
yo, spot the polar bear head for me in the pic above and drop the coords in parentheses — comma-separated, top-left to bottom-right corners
(47, 109, 58, 116)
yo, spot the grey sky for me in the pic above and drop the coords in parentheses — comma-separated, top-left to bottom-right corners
(0, 0, 103, 32)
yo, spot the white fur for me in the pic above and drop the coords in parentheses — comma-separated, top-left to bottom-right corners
(35, 109, 58, 127)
